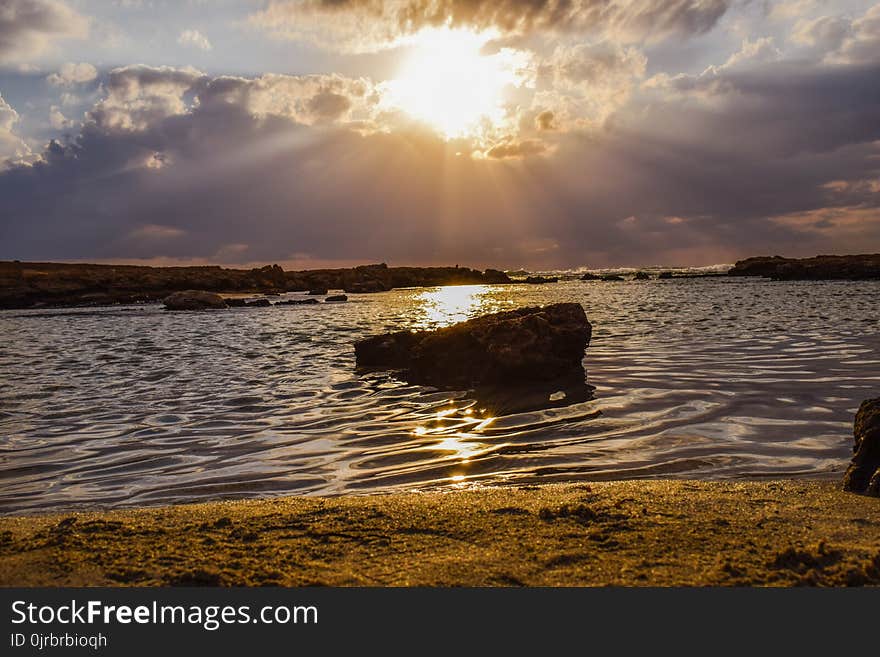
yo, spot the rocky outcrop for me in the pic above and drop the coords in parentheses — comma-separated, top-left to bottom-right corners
(729, 254, 880, 280)
(0, 261, 515, 309)
(245, 298, 272, 307)
(658, 272, 674, 279)
(602, 275, 624, 282)
(524, 276, 559, 284)
(843, 398, 880, 497)
(355, 303, 591, 391)
(308, 288, 328, 296)
(277, 298, 319, 305)
(581, 272, 601, 281)
(326, 294, 348, 302)
(163, 290, 227, 310)
(634, 271, 651, 280)
(483, 269, 511, 284)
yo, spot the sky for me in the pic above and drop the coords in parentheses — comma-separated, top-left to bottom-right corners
(0, 0, 878, 270)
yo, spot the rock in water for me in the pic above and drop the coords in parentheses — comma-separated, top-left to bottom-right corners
(844, 398, 880, 496)
(163, 290, 227, 310)
(325, 294, 348, 302)
(355, 303, 591, 390)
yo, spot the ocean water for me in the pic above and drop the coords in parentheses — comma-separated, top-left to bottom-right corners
(1, 278, 878, 514)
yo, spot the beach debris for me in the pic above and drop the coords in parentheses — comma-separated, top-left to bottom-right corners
(355, 303, 591, 390)
(844, 397, 880, 497)
(163, 290, 227, 310)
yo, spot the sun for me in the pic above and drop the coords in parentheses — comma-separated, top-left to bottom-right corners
(382, 27, 528, 139)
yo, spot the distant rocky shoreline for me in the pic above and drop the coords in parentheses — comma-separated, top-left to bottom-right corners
(1, 253, 878, 309)
(0, 261, 510, 310)
(729, 254, 880, 280)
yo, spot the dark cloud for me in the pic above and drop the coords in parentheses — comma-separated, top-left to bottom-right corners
(535, 110, 556, 130)
(252, 0, 732, 50)
(0, 0, 87, 64)
(306, 89, 353, 120)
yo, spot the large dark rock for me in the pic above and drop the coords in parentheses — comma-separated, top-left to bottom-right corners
(580, 272, 601, 281)
(524, 276, 559, 284)
(245, 298, 272, 307)
(634, 271, 651, 280)
(602, 275, 624, 282)
(730, 254, 880, 280)
(355, 303, 591, 391)
(163, 290, 227, 310)
(483, 269, 511, 284)
(843, 398, 880, 497)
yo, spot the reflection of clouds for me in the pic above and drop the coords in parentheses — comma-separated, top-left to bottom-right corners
(412, 284, 496, 329)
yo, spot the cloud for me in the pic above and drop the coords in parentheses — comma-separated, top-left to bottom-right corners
(0, 93, 31, 166)
(177, 29, 212, 51)
(532, 41, 646, 129)
(129, 223, 187, 240)
(834, 3, 880, 65)
(0, 0, 88, 64)
(46, 61, 98, 86)
(48, 104, 71, 129)
(88, 65, 205, 131)
(2, 5, 880, 269)
(485, 138, 546, 158)
(250, 0, 732, 51)
(535, 109, 556, 130)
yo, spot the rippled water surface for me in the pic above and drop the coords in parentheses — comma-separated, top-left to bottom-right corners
(2, 279, 879, 513)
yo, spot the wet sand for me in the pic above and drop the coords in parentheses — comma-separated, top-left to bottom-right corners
(1, 481, 878, 587)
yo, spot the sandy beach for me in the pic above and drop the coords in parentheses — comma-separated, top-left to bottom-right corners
(1, 481, 878, 587)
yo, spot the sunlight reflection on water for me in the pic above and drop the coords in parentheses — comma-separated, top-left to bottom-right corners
(412, 284, 493, 328)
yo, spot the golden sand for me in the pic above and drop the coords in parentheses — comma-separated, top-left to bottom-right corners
(1, 481, 878, 586)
